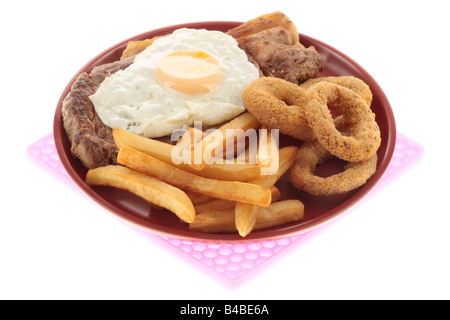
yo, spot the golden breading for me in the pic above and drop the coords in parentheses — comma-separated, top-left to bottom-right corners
(120, 36, 166, 60)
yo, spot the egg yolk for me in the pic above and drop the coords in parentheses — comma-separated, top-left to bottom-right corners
(155, 50, 222, 95)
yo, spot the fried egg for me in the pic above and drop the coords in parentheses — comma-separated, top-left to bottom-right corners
(89, 28, 260, 138)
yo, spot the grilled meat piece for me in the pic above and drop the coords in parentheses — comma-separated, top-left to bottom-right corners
(232, 26, 322, 84)
(62, 57, 134, 169)
(269, 46, 322, 84)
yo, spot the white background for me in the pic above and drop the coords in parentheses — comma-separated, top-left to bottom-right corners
(1, 0, 449, 300)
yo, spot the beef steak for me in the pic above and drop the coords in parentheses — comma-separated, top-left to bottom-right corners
(62, 57, 134, 169)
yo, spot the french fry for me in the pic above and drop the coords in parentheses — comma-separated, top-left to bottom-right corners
(234, 203, 261, 237)
(257, 127, 280, 176)
(109, 126, 300, 237)
(176, 127, 205, 146)
(248, 146, 297, 188)
(194, 185, 281, 214)
(190, 200, 304, 234)
(185, 190, 214, 205)
(117, 146, 272, 207)
(235, 146, 298, 237)
(183, 158, 260, 182)
(189, 209, 237, 234)
(226, 11, 300, 46)
(114, 127, 173, 163)
(255, 200, 304, 231)
(113, 127, 260, 181)
(235, 147, 254, 164)
(194, 199, 236, 215)
(86, 165, 196, 223)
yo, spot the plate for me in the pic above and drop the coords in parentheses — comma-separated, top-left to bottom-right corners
(53, 21, 396, 242)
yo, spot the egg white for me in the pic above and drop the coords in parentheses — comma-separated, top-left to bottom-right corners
(89, 28, 260, 138)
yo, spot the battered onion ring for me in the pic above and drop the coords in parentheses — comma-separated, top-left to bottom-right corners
(289, 139, 378, 196)
(304, 82, 381, 162)
(242, 76, 376, 143)
(300, 76, 373, 107)
(242, 77, 316, 141)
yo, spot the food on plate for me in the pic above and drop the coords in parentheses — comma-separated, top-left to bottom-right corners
(242, 75, 378, 143)
(190, 200, 305, 234)
(285, 79, 380, 195)
(247, 146, 297, 188)
(194, 185, 281, 215)
(121, 11, 322, 85)
(86, 165, 196, 223)
(185, 112, 261, 170)
(242, 77, 315, 141)
(300, 76, 373, 107)
(304, 81, 381, 162)
(175, 126, 205, 171)
(116, 145, 273, 208)
(61, 10, 384, 237)
(235, 146, 297, 237)
(62, 27, 260, 168)
(185, 190, 214, 205)
(120, 36, 166, 59)
(254, 200, 304, 231)
(256, 126, 280, 176)
(176, 126, 205, 148)
(62, 57, 134, 169)
(89, 28, 260, 139)
(113, 127, 261, 182)
(62, 11, 319, 170)
(241, 75, 381, 196)
(289, 140, 378, 196)
(226, 11, 322, 84)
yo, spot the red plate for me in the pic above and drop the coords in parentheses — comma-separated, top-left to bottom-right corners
(53, 21, 396, 241)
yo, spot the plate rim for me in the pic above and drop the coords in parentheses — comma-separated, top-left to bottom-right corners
(53, 20, 397, 242)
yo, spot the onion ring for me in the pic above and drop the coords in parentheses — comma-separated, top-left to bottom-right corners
(242, 76, 376, 144)
(242, 75, 381, 195)
(289, 139, 378, 196)
(242, 77, 316, 141)
(304, 82, 381, 162)
(300, 76, 373, 107)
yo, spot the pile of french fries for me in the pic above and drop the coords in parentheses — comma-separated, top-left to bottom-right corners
(86, 112, 304, 237)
